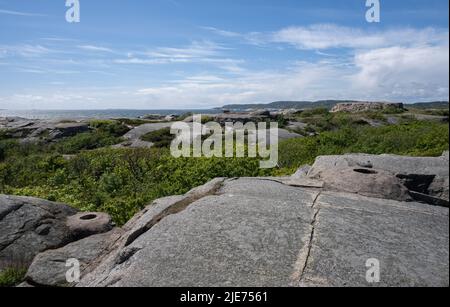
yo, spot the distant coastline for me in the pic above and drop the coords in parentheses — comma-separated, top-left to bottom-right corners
(0, 109, 218, 120)
(1, 101, 448, 120)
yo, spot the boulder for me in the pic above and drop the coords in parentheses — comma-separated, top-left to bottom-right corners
(307, 153, 449, 205)
(25, 230, 123, 287)
(0, 195, 113, 274)
(316, 167, 412, 202)
(0, 195, 78, 271)
(331, 102, 404, 113)
(46, 122, 89, 140)
(0, 118, 89, 142)
(66, 212, 114, 240)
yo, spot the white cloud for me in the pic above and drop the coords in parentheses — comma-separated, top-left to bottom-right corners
(201, 27, 241, 38)
(132, 43, 449, 108)
(3, 43, 448, 109)
(273, 24, 448, 50)
(351, 45, 449, 100)
(0, 44, 52, 58)
(1, 24, 448, 109)
(77, 45, 114, 53)
(113, 41, 245, 72)
(145, 41, 226, 59)
(114, 57, 189, 65)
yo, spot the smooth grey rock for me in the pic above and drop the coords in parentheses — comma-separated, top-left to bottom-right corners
(308, 153, 449, 203)
(299, 191, 449, 287)
(317, 167, 412, 202)
(114, 123, 173, 148)
(122, 123, 173, 141)
(78, 179, 319, 287)
(292, 165, 311, 179)
(25, 230, 123, 287)
(76, 177, 449, 287)
(66, 212, 114, 240)
(308, 153, 449, 178)
(0, 118, 89, 142)
(0, 195, 78, 271)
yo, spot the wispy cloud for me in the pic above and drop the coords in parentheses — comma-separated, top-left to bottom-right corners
(133, 42, 449, 108)
(201, 26, 241, 38)
(0, 44, 52, 57)
(77, 45, 114, 53)
(0, 9, 45, 17)
(273, 24, 449, 50)
(144, 41, 228, 59)
(113, 41, 243, 72)
(205, 24, 449, 50)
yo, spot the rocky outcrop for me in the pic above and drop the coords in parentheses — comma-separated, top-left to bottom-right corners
(0, 195, 113, 274)
(2, 153, 449, 287)
(114, 122, 173, 148)
(306, 152, 449, 206)
(115, 121, 302, 149)
(0, 117, 89, 143)
(24, 230, 123, 287)
(75, 177, 448, 287)
(331, 102, 404, 113)
(0, 195, 78, 272)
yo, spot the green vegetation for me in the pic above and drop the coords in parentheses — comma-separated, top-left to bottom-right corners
(115, 118, 167, 126)
(299, 107, 330, 118)
(270, 115, 289, 129)
(381, 106, 406, 114)
(0, 267, 27, 287)
(141, 128, 176, 148)
(293, 109, 388, 134)
(1, 113, 448, 226)
(0, 145, 271, 225)
(408, 108, 450, 117)
(279, 120, 449, 172)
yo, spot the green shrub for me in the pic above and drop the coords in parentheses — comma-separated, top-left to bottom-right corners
(299, 108, 330, 118)
(53, 132, 123, 154)
(89, 120, 130, 137)
(115, 118, 158, 126)
(381, 106, 406, 114)
(141, 128, 175, 148)
(278, 121, 449, 170)
(1, 118, 448, 226)
(0, 267, 27, 287)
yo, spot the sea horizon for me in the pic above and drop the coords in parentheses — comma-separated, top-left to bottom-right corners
(0, 109, 220, 120)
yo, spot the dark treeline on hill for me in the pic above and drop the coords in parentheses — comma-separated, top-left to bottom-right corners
(222, 100, 450, 110)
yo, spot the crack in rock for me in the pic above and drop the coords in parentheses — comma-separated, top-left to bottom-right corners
(290, 191, 322, 286)
(0, 203, 23, 222)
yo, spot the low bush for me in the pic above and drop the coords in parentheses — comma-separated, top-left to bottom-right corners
(278, 120, 449, 170)
(141, 128, 175, 148)
(0, 267, 27, 287)
(1, 119, 447, 226)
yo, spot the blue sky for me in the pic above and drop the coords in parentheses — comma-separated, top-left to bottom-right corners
(0, 0, 448, 109)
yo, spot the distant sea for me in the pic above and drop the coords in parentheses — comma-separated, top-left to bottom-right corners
(0, 109, 218, 120)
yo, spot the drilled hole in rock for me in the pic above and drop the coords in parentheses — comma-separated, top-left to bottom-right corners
(396, 174, 436, 195)
(354, 168, 378, 175)
(80, 214, 97, 221)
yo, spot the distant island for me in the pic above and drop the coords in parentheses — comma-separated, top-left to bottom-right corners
(221, 100, 449, 111)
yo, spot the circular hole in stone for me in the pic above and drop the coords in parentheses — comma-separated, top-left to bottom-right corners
(80, 214, 97, 221)
(354, 168, 378, 175)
